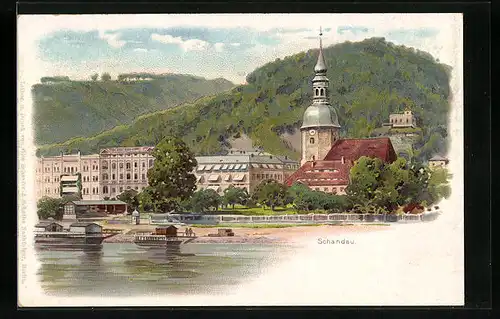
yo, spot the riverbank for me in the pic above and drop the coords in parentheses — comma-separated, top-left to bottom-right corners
(103, 224, 390, 244)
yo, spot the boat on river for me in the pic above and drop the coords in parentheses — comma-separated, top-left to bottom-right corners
(134, 225, 197, 248)
(34, 221, 116, 250)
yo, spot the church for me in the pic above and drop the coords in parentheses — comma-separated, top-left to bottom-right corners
(284, 31, 397, 195)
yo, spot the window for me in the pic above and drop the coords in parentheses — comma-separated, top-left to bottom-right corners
(149, 159, 153, 167)
(315, 188, 320, 191)
(142, 174, 145, 180)
(126, 173, 131, 180)
(315, 88, 319, 96)
(126, 163, 131, 169)
(111, 188, 116, 193)
(127, 186, 131, 189)
(70, 167, 74, 173)
(102, 173, 108, 180)
(119, 173, 123, 180)
(102, 161, 108, 169)
(310, 137, 315, 144)
(92, 188, 95, 194)
(265, 174, 269, 179)
(134, 162, 138, 168)
(340, 187, 344, 192)
(112, 163, 116, 169)
(103, 186, 108, 194)
(112, 174, 116, 180)
(134, 173, 138, 180)
(119, 187, 123, 192)
(320, 88, 324, 96)
(135, 186, 138, 190)
(142, 162, 145, 168)
(406, 118, 409, 123)
(119, 163, 124, 169)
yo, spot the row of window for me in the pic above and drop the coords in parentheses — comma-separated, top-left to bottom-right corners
(102, 160, 154, 170)
(44, 188, 60, 194)
(82, 176, 99, 182)
(42, 166, 78, 173)
(43, 176, 60, 183)
(82, 165, 99, 172)
(102, 173, 147, 181)
(252, 173, 282, 181)
(312, 187, 345, 193)
(390, 118, 415, 124)
(314, 87, 326, 97)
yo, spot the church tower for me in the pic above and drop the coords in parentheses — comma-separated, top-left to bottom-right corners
(300, 28, 341, 166)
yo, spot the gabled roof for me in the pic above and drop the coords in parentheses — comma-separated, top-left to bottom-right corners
(35, 221, 62, 227)
(70, 222, 101, 227)
(323, 137, 397, 163)
(285, 160, 351, 187)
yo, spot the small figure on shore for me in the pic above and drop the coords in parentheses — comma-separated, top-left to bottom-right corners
(184, 228, 189, 236)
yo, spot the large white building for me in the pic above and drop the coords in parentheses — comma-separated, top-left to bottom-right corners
(36, 146, 299, 201)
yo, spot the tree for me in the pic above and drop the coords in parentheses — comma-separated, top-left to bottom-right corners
(117, 189, 139, 211)
(91, 73, 99, 81)
(101, 72, 112, 81)
(185, 189, 221, 213)
(37, 197, 64, 220)
(147, 136, 198, 213)
(137, 187, 155, 213)
(346, 156, 385, 205)
(223, 185, 249, 209)
(252, 180, 289, 211)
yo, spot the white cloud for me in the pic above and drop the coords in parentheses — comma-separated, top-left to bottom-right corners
(133, 48, 148, 53)
(231, 43, 241, 47)
(151, 33, 210, 51)
(214, 42, 225, 52)
(98, 30, 126, 48)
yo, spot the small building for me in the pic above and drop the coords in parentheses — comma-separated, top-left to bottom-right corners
(131, 209, 140, 225)
(64, 200, 127, 216)
(155, 226, 178, 237)
(69, 222, 103, 234)
(428, 155, 449, 169)
(388, 110, 417, 128)
(35, 221, 63, 232)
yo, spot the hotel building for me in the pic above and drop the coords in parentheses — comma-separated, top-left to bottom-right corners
(36, 147, 299, 201)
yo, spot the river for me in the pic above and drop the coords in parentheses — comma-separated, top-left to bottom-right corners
(35, 243, 298, 297)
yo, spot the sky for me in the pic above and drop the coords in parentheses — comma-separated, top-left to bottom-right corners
(18, 14, 462, 84)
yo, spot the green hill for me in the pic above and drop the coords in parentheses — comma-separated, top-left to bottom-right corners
(33, 74, 234, 144)
(36, 37, 452, 162)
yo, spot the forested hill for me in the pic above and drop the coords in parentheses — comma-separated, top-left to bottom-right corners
(37, 37, 452, 162)
(33, 74, 234, 144)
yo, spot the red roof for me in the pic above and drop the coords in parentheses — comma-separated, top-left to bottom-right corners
(285, 160, 351, 187)
(323, 137, 397, 163)
(285, 137, 397, 188)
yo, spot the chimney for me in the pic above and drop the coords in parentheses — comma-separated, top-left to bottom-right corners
(341, 156, 345, 164)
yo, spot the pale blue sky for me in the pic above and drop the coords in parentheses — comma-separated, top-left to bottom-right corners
(28, 14, 458, 84)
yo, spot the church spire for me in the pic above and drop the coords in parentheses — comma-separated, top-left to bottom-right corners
(314, 26, 327, 73)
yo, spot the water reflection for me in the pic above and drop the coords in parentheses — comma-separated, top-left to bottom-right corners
(36, 243, 296, 297)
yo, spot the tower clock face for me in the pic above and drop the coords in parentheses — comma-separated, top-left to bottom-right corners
(309, 129, 316, 136)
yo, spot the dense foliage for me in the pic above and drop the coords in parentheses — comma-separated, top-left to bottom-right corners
(346, 156, 451, 212)
(36, 194, 81, 220)
(33, 74, 234, 144)
(37, 38, 451, 162)
(146, 136, 198, 213)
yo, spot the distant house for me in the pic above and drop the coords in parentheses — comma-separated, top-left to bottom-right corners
(428, 155, 449, 169)
(388, 110, 417, 128)
(155, 226, 178, 237)
(35, 221, 63, 232)
(69, 222, 103, 234)
(64, 200, 127, 216)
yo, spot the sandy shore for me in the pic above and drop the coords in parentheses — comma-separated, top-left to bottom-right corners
(103, 224, 390, 244)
